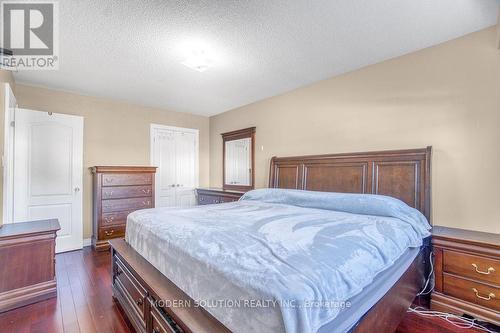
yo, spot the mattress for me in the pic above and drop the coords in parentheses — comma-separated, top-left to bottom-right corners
(125, 189, 430, 333)
(317, 247, 420, 333)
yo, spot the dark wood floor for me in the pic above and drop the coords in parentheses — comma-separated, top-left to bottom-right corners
(0, 247, 130, 333)
(0, 247, 493, 333)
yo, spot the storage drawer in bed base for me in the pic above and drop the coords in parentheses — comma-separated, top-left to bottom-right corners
(112, 250, 185, 333)
(110, 239, 233, 333)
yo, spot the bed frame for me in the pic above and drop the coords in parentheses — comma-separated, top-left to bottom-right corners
(110, 147, 432, 333)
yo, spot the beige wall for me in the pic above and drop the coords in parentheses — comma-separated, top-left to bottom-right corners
(0, 70, 15, 228)
(210, 27, 500, 234)
(15, 84, 210, 238)
(0, 70, 15, 89)
(2, 27, 499, 236)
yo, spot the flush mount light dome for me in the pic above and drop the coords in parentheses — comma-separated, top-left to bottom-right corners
(181, 49, 213, 72)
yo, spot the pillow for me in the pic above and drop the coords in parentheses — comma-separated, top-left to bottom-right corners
(240, 188, 431, 237)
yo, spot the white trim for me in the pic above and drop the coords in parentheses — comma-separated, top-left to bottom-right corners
(83, 238, 92, 247)
(2, 83, 15, 224)
(150, 123, 199, 135)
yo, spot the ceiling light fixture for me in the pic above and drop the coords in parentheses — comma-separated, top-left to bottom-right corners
(181, 49, 213, 72)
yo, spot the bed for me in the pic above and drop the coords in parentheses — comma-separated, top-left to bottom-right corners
(110, 147, 432, 333)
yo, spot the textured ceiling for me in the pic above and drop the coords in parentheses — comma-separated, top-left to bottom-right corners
(14, 0, 500, 116)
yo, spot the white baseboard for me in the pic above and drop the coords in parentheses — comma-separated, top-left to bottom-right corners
(83, 238, 92, 247)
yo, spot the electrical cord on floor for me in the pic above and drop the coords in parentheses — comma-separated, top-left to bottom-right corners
(410, 252, 498, 333)
(408, 307, 499, 333)
(416, 250, 434, 296)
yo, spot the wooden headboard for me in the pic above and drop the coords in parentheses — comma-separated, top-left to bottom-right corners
(269, 147, 432, 223)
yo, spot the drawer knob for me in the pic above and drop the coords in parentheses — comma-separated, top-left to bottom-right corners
(142, 200, 151, 206)
(472, 263, 495, 275)
(153, 327, 161, 333)
(104, 230, 114, 236)
(142, 189, 150, 194)
(472, 288, 495, 301)
(104, 217, 114, 223)
(136, 298, 143, 306)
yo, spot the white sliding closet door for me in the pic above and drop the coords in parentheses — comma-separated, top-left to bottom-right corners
(153, 129, 177, 207)
(174, 131, 197, 206)
(151, 125, 198, 208)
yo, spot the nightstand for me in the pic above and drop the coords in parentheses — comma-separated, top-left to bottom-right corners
(431, 226, 499, 326)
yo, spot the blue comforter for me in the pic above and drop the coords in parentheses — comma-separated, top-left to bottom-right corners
(126, 189, 430, 333)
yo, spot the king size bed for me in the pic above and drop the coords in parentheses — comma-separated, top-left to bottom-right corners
(110, 147, 432, 333)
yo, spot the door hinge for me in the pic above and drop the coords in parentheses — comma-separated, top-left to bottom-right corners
(10, 121, 14, 127)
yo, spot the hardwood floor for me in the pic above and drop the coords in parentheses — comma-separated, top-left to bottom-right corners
(0, 248, 131, 333)
(0, 247, 496, 333)
(396, 311, 496, 333)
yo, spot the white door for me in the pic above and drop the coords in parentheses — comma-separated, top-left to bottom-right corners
(13, 109, 84, 253)
(174, 131, 197, 206)
(151, 125, 198, 208)
(153, 129, 177, 207)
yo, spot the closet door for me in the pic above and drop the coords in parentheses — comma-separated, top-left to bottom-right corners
(151, 125, 198, 208)
(174, 131, 197, 207)
(153, 130, 177, 207)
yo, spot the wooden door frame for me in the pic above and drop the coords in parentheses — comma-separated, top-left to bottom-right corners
(149, 124, 200, 206)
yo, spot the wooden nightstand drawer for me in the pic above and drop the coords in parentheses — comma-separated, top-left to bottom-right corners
(444, 250, 499, 285)
(443, 274, 499, 312)
(431, 226, 500, 326)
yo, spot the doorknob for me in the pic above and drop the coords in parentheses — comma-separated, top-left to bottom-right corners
(74, 187, 80, 192)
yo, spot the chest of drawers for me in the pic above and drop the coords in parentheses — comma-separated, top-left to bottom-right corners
(0, 219, 60, 313)
(431, 226, 500, 326)
(196, 188, 245, 205)
(91, 166, 157, 251)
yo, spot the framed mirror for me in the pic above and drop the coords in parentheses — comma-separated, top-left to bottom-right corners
(222, 127, 255, 191)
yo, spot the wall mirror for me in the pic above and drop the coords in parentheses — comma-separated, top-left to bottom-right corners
(222, 127, 255, 191)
